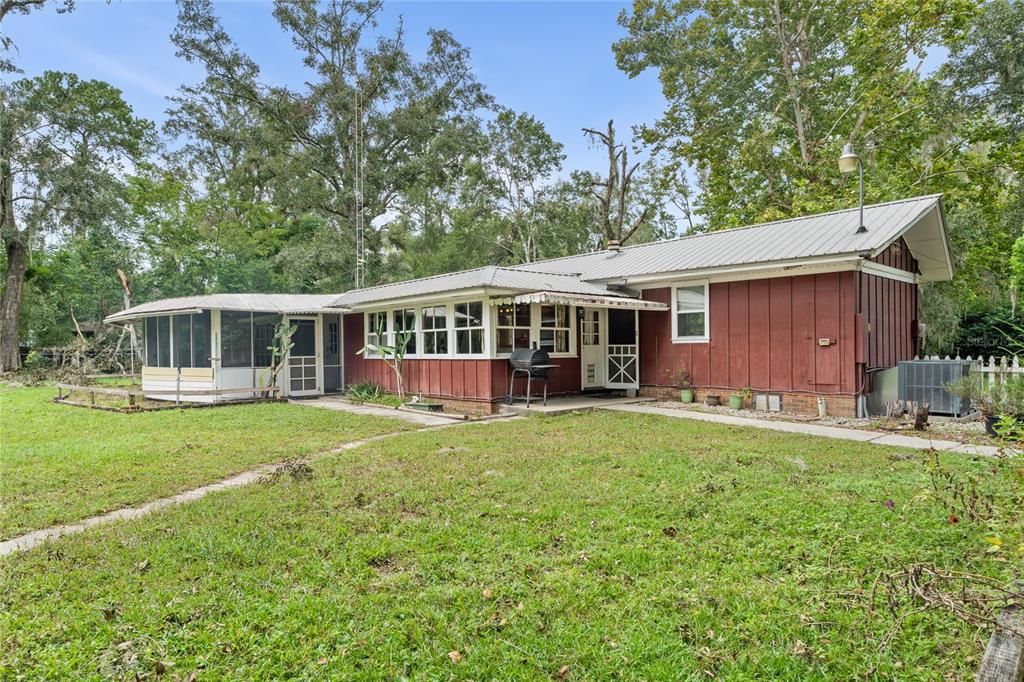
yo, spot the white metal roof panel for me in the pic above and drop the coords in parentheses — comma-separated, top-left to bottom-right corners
(330, 266, 624, 307)
(105, 294, 342, 323)
(511, 195, 945, 281)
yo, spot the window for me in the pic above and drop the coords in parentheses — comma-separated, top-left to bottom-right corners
(327, 321, 339, 356)
(421, 306, 448, 354)
(253, 314, 280, 367)
(145, 317, 160, 366)
(157, 315, 171, 366)
(191, 311, 211, 368)
(222, 311, 253, 367)
(365, 311, 388, 354)
(539, 304, 571, 353)
(173, 315, 193, 368)
(454, 301, 484, 355)
(673, 282, 709, 341)
(393, 308, 417, 354)
(146, 313, 210, 368)
(496, 303, 531, 354)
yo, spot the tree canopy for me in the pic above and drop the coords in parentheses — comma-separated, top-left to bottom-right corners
(1, 0, 1021, 367)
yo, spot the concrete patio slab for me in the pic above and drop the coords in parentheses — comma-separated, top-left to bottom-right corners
(290, 396, 456, 426)
(500, 394, 653, 416)
(602, 403, 1010, 457)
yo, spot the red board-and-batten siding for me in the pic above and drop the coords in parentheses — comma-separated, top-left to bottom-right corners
(342, 238, 919, 408)
(861, 238, 919, 369)
(639, 238, 920, 397)
(639, 273, 859, 395)
(342, 313, 581, 403)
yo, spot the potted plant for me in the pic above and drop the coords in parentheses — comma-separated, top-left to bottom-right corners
(670, 368, 694, 403)
(948, 372, 1024, 439)
(729, 387, 752, 411)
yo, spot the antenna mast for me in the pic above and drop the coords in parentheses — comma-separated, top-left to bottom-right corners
(353, 83, 366, 289)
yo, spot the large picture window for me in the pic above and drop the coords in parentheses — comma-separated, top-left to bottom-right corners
(421, 306, 447, 354)
(222, 311, 253, 367)
(496, 303, 531, 354)
(539, 304, 571, 353)
(393, 308, 417, 354)
(673, 282, 709, 341)
(454, 301, 484, 355)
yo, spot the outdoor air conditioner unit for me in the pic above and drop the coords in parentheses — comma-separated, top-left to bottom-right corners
(897, 359, 973, 417)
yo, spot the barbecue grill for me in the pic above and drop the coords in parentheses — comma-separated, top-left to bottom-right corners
(506, 347, 558, 407)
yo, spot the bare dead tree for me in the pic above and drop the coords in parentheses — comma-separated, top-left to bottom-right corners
(582, 120, 651, 248)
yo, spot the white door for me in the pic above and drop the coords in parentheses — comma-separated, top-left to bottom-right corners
(580, 307, 605, 389)
(606, 309, 639, 390)
(287, 317, 321, 397)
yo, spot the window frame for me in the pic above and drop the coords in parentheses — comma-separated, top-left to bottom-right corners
(420, 305, 448, 356)
(492, 302, 577, 359)
(393, 308, 418, 355)
(671, 280, 710, 343)
(538, 303, 572, 354)
(364, 311, 390, 357)
(494, 302, 533, 356)
(453, 301, 485, 357)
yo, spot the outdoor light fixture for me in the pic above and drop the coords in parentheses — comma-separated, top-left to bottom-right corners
(838, 143, 867, 234)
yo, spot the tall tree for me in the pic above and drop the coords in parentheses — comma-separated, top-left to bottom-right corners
(0, 72, 154, 370)
(170, 0, 491, 288)
(472, 108, 565, 263)
(614, 0, 980, 229)
(582, 119, 655, 246)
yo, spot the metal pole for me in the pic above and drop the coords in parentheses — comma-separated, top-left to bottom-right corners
(856, 161, 866, 233)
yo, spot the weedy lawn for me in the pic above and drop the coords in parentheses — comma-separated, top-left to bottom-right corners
(0, 386, 412, 538)
(2, 410, 1020, 680)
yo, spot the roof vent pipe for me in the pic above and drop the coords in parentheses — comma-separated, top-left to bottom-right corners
(607, 239, 621, 252)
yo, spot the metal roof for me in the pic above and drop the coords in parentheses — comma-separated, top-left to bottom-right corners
(330, 266, 625, 308)
(510, 194, 949, 282)
(105, 294, 342, 323)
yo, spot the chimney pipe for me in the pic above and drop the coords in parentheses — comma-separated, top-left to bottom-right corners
(607, 238, 621, 252)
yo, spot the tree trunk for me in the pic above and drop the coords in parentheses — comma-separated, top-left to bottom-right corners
(0, 235, 27, 372)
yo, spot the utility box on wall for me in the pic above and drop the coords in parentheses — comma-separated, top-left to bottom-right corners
(897, 359, 974, 416)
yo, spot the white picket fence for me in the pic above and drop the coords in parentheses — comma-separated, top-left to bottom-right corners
(915, 355, 1022, 388)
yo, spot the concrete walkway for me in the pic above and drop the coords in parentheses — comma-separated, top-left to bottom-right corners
(0, 415, 504, 558)
(603, 403, 1009, 457)
(290, 395, 458, 427)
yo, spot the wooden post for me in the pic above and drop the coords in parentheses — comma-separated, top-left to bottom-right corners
(977, 605, 1024, 681)
(89, 389, 96, 407)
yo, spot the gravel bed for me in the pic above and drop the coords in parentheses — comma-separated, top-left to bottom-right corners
(648, 400, 997, 446)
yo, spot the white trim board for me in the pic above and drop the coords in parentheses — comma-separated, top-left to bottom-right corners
(859, 261, 919, 284)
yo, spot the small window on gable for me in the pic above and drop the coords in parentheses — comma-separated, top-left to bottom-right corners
(673, 283, 709, 342)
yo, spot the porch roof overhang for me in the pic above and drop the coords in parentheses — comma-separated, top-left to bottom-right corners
(497, 291, 669, 311)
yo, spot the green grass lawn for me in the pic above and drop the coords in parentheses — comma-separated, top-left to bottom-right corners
(0, 386, 412, 538)
(2, 410, 1020, 680)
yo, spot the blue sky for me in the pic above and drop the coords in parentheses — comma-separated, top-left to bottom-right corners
(4, 0, 667, 177)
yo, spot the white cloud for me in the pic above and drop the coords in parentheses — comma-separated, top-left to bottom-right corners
(61, 38, 176, 99)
